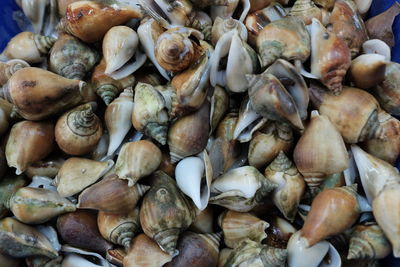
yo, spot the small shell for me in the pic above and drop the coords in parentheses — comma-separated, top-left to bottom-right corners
(310, 18, 351, 95)
(2, 32, 56, 64)
(265, 152, 305, 222)
(289, 0, 323, 25)
(210, 0, 251, 22)
(6, 120, 54, 175)
(210, 86, 230, 134)
(77, 174, 150, 213)
(189, 11, 212, 40)
(210, 166, 277, 212)
(348, 54, 387, 89)
(55, 158, 114, 197)
(103, 26, 139, 75)
(168, 101, 210, 163)
(265, 216, 297, 249)
(115, 140, 162, 186)
(55, 103, 103, 156)
(211, 17, 248, 46)
(0, 59, 30, 86)
(123, 234, 173, 267)
(362, 39, 391, 61)
(140, 171, 196, 256)
(9, 187, 76, 224)
(0, 217, 58, 258)
(49, 33, 99, 80)
(97, 208, 140, 249)
(57, 210, 113, 255)
(0, 174, 27, 218)
(226, 239, 287, 267)
(348, 223, 391, 260)
(218, 210, 269, 248)
(106, 88, 134, 156)
(373, 62, 400, 116)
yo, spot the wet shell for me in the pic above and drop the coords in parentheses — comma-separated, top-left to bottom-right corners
(77, 174, 150, 213)
(97, 208, 140, 249)
(165, 231, 221, 267)
(218, 210, 269, 248)
(55, 157, 114, 197)
(123, 234, 173, 267)
(132, 83, 169, 145)
(0, 59, 29, 86)
(105, 88, 134, 156)
(0, 217, 58, 258)
(293, 111, 348, 191)
(310, 85, 382, 143)
(57, 0, 142, 43)
(168, 100, 210, 163)
(55, 103, 103, 156)
(2, 32, 55, 64)
(3, 67, 93, 121)
(301, 184, 360, 246)
(115, 140, 162, 186)
(57, 210, 113, 255)
(9, 187, 76, 224)
(49, 33, 98, 80)
(5, 120, 54, 175)
(265, 151, 306, 222)
(348, 223, 391, 260)
(310, 18, 351, 95)
(140, 171, 196, 256)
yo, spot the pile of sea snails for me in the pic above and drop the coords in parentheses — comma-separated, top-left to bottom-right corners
(0, 0, 399, 266)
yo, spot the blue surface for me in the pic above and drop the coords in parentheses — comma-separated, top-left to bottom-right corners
(0, 0, 400, 265)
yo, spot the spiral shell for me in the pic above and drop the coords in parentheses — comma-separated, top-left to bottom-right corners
(211, 17, 247, 46)
(0, 59, 29, 86)
(289, 0, 323, 25)
(55, 103, 103, 156)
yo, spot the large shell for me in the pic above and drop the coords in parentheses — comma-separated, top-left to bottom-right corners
(218, 210, 269, 248)
(0, 217, 58, 258)
(54, 157, 114, 197)
(105, 88, 134, 156)
(9, 187, 76, 224)
(155, 27, 204, 73)
(2, 32, 55, 64)
(310, 85, 382, 143)
(49, 33, 98, 80)
(132, 83, 169, 145)
(265, 151, 305, 222)
(57, 210, 113, 255)
(175, 151, 213, 211)
(3, 67, 93, 121)
(97, 207, 140, 249)
(348, 223, 391, 260)
(55, 103, 103, 156)
(140, 171, 196, 256)
(0, 59, 30, 86)
(57, 0, 142, 43)
(329, 0, 368, 57)
(123, 234, 173, 267)
(165, 232, 221, 267)
(209, 166, 277, 212)
(226, 239, 287, 267)
(256, 16, 310, 68)
(301, 184, 360, 246)
(310, 18, 351, 95)
(168, 100, 210, 163)
(293, 111, 348, 191)
(6, 120, 54, 175)
(115, 140, 162, 186)
(348, 54, 387, 89)
(77, 174, 150, 213)
(248, 121, 293, 169)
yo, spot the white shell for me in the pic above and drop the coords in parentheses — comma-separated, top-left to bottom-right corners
(61, 245, 116, 267)
(175, 151, 213, 210)
(210, 0, 250, 22)
(362, 39, 391, 61)
(287, 231, 341, 267)
(103, 26, 139, 74)
(351, 145, 400, 203)
(354, 0, 373, 16)
(105, 88, 134, 156)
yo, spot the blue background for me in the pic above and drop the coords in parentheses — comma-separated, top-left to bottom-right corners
(1, 0, 400, 265)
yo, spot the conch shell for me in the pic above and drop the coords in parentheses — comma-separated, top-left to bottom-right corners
(115, 140, 162, 186)
(105, 88, 134, 156)
(210, 166, 277, 212)
(6, 120, 54, 175)
(140, 171, 196, 256)
(256, 16, 310, 68)
(265, 151, 305, 222)
(310, 18, 351, 95)
(2, 32, 55, 64)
